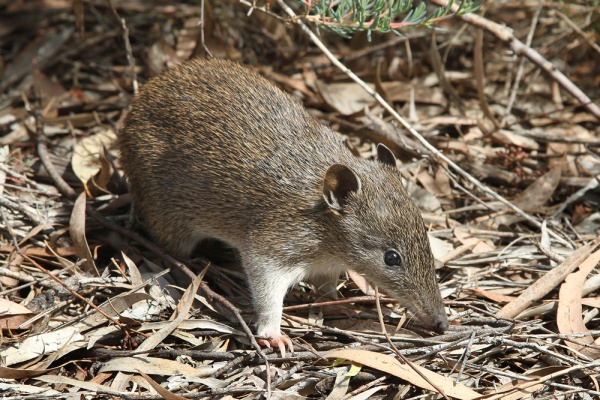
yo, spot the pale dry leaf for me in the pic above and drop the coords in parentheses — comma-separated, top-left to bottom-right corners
(410, 185, 442, 213)
(71, 128, 117, 185)
(0, 297, 33, 314)
(0, 145, 8, 196)
(347, 269, 375, 296)
(429, 235, 454, 261)
(325, 368, 351, 400)
(327, 319, 419, 338)
(121, 251, 143, 286)
(325, 349, 479, 399)
(316, 81, 374, 115)
(35, 374, 118, 396)
(69, 192, 98, 275)
(511, 156, 564, 212)
(540, 220, 552, 257)
(434, 166, 455, 208)
(467, 288, 517, 304)
(79, 292, 152, 343)
(381, 82, 447, 106)
(141, 319, 243, 335)
(85, 146, 115, 196)
(268, 391, 306, 400)
(454, 227, 494, 254)
(582, 297, 600, 308)
(491, 130, 539, 150)
(138, 370, 187, 400)
(416, 170, 442, 199)
(120, 297, 166, 321)
(99, 356, 201, 376)
(498, 239, 600, 319)
(0, 382, 60, 396)
(35, 333, 88, 370)
(557, 248, 600, 358)
(0, 326, 84, 366)
(346, 385, 385, 400)
(138, 269, 205, 351)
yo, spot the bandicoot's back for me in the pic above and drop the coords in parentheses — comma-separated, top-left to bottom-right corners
(119, 58, 448, 352)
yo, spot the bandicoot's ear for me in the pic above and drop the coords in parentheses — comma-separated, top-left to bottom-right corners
(377, 143, 397, 167)
(323, 164, 361, 211)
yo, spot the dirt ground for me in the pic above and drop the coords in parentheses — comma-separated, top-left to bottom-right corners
(1, 0, 599, 398)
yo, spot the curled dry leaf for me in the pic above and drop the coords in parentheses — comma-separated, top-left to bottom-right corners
(71, 128, 117, 186)
(85, 146, 115, 197)
(69, 192, 98, 275)
(347, 269, 376, 296)
(0, 298, 35, 331)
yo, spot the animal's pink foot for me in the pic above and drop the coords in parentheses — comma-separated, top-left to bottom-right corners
(257, 330, 293, 356)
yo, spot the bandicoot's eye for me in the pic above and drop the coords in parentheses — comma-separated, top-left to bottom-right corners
(384, 250, 403, 267)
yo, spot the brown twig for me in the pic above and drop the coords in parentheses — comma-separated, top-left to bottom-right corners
(282, 295, 397, 311)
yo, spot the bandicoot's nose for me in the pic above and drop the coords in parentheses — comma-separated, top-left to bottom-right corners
(432, 316, 449, 334)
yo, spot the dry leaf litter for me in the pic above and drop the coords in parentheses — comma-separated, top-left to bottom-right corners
(0, 1, 599, 399)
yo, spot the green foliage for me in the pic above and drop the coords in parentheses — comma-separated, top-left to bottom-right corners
(294, 0, 482, 38)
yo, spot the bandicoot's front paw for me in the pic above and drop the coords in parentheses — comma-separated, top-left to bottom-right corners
(256, 329, 294, 357)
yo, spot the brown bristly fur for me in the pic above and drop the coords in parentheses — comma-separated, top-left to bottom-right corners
(119, 58, 448, 350)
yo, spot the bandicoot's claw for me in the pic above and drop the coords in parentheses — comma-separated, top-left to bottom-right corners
(277, 340, 287, 358)
(257, 331, 294, 357)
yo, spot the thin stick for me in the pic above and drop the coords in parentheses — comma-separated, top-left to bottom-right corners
(502, 0, 544, 125)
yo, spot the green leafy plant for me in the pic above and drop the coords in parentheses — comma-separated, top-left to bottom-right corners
(294, 0, 482, 38)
